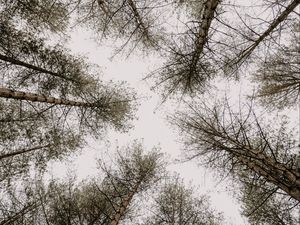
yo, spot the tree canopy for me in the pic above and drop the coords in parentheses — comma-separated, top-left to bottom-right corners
(0, 0, 299, 224)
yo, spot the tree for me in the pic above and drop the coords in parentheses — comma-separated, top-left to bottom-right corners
(172, 101, 300, 202)
(238, 174, 300, 225)
(0, 19, 136, 185)
(0, 142, 165, 225)
(0, 0, 70, 33)
(150, 0, 220, 98)
(251, 23, 300, 109)
(142, 175, 222, 225)
(0, 20, 95, 96)
(0, 94, 85, 186)
(222, 0, 300, 74)
(149, 0, 300, 99)
(73, 0, 165, 53)
(0, 176, 43, 225)
(100, 142, 165, 225)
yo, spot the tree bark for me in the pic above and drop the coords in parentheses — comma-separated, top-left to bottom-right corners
(127, 0, 151, 40)
(237, 154, 300, 202)
(210, 131, 300, 201)
(0, 87, 92, 107)
(0, 54, 78, 83)
(0, 145, 51, 160)
(234, 0, 300, 66)
(109, 180, 141, 225)
(190, 0, 220, 69)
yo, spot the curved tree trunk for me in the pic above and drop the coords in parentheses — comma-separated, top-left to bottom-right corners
(237, 154, 300, 202)
(221, 136, 300, 201)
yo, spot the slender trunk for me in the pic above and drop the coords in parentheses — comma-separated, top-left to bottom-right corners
(190, 0, 220, 68)
(195, 0, 219, 55)
(127, 0, 151, 40)
(234, 0, 300, 66)
(0, 54, 78, 83)
(0, 87, 92, 107)
(109, 181, 141, 225)
(97, 0, 110, 17)
(225, 134, 300, 185)
(0, 203, 38, 225)
(0, 145, 51, 160)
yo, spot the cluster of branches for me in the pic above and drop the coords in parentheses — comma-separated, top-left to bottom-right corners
(0, 1, 299, 224)
(172, 99, 300, 224)
(0, 0, 137, 188)
(0, 143, 222, 225)
(148, 0, 300, 100)
(152, 1, 300, 224)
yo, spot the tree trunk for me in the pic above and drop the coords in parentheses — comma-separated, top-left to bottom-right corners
(0, 87, 91, 107)
(109, 180, 141, 225)
(0, 54, 78, 83)
(236, 152, 300, 202)
(127, 0, 151, 40)
(212, 134, 300, 201)
(190, 0, 220, 69)
(0, 145, 51, 160)
(234, 0, 300, 66)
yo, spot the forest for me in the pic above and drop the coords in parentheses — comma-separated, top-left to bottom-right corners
(0, 0, 299, 224)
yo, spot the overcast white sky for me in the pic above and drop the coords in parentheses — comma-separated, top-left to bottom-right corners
(47, 24, 253, 224)
(48, 1, 300, 223)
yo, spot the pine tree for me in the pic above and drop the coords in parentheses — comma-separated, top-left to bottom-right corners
(252, 23, 300, 109)
(0, 0, 70, 33)
(0, 142, 165, 225)
(172, 101, 300, 201)
(73, 0, 165, 53)
(151, 0, 220, 98)
(150, 0, 300, 98)
(238, 174, 300, 225)
(142, 175, 222, 225)
(0, 19, 136, 185)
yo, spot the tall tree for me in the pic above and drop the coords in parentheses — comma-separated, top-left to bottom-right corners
(101, 142, 165, 225)
(251, 23, 300, 109)
(0, 95, 85, 186)
(238, 174, 300, 225)
(151, 0, 221, 98)
(0, 142, 165, 225)
(142, 175, 222, 225)
(0, 19, 136, 185)
(224, 0, 300, 74)
(149, 0, 300, 98)
(73, 0, 166, 53)
(0, 21, 95, 97)
(0, 0, 70, 33)
(172, 101, 300, 202)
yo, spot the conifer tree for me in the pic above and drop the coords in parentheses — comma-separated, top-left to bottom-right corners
(172, 101, 300, 201)
(0, 142, 165, 225)
(0, 18, 136, 185)
(142, 176, 222, 225)
(0, 0, 70, 33)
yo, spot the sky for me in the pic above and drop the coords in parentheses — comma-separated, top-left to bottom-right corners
(49, 26, 250, 225)
(48, 1, 299, 223)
